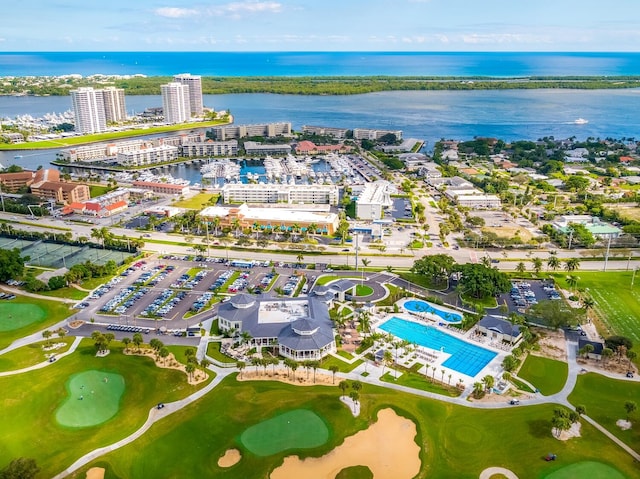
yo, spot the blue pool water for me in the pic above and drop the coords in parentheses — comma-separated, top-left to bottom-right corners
(379, 317, 497, 377)
(403, 300, 462, 323)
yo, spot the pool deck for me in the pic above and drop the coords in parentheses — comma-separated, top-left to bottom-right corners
(374, 313, 508, 383)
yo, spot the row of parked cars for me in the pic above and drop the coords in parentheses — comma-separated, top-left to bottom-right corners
(282, 275, 302, 296)
(191, 292, 214, 312)
(141, 290, 187, 318)
(101, 286, 149, 314)
(210, 270, 234, 292)
(106, 324, 150, 334)
(170, 270, 208, 290)
(227, 272, 251, 293)
(0, 292, 16, 300)
(134, 265, 171, 287)
(5, 279, 25, 287)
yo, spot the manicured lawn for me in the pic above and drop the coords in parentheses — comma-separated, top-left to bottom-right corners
(544, 461, 626, 479)
(0, 340, 210, 478)
(355, 284, 373, 297)
(550, 271, 640, 345)
(40, 287, 89, 300)
(206, 342, 236, 364)
(380, 371, 461, 397)
(0, 337, 74, 372)
(0, 295, 73, 350)
(568, 372, 640, 450)
(517, 354, 568, 396)
(79, 376, 637, 479)
(336, 466, 373, 479)
(316, 275, 360, 286)
(173, 193, 219, 209)
(240, 409, 329, 456)
(320, 355, 363, 373)
(461, 293, 498, 309)
(0, 302, 47, 332)
(89, 185, 115, 198)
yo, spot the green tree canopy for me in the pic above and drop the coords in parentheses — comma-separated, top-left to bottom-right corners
(457, 263, 511, 299)
(411, 254, 457, 284)
(0, 457, 39, 479)
(0, 248, 25, 282)
(529, 300, 581, 329)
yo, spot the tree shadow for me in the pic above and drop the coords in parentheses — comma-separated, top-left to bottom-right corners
(527, 419, 551, 439)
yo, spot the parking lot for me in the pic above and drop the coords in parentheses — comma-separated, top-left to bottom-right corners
(498, 279, 561, 315)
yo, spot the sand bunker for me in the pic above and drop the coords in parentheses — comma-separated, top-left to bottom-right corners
(238, 369, 337, 387)
(270, 408, 420, 479)
(616, 419, 632, 430)
(86, 467, 105, 479)
(479, 467, 518, 479)
(556, 422, 581, 441)
(218, 449, 241, 468)
(125, 348, 208, 385)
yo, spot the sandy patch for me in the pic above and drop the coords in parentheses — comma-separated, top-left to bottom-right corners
(86, 467, 105, 479)
(534, 328, 567, 361)
(68, 320, 85, 329)
(270, 408, 421, 479)
(555, 422, 581, 441)
(479, 466, 519, 479)
(237, 369, 337, 387)
(616, 419, 632, 430)
(218, 448, 241, 468)
(43, 342, 67, 352)
(125, 349, 208, 385)
(340, 396, 361, 416)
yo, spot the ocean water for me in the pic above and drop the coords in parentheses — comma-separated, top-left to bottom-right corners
(2, 88, 639, 173)
(2, 52, 640, 77)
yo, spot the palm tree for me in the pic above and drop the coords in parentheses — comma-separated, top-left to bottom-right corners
(42, 329, 52, 346)
(296, 252, 304, 267)
(624, 401, 637, 421)
(211, 216, 221, 237)
(237, 361, 246, 379)
(581, 296, 595, 321)
(482, 375, 495, 394)
(532, 257, 543, 275)
(447, 373, 452, 385)
(472, 381, 485, 398)
(338, 380, 350, 398)
(310, 360, 320, 383)
(122, 337, 131, 352)
(566, 274, 579, 291)
(308, 222, 318, 236)
(349, 391, 360, 413)
(159, 347, 169, 365)
(132, 332, 143, 352)
(186, 363, 196, 381)
(382, 350, 393, 375)
(516, 262, 526, 274)
(231, 218, 241, 238)
(564, 257, 581, 272)
(547, 255, 560, 271)
(329, 364, 340, 384)
(601, 347, 614, 368)
(251, 357, 261, 376)
(290, 360, 299, 381)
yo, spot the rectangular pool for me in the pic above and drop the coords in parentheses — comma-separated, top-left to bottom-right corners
(379, 317, 497, 377)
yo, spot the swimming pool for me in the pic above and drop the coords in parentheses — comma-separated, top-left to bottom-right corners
(379, 317, 497, 377)
(403, 299, 462, 323)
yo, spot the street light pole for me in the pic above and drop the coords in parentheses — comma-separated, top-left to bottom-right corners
(603, 235, 612, 272)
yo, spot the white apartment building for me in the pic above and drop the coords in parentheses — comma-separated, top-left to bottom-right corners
(444, 192, 502, 209)
(353, 128, 403, 141)
(181, 140, 238, 157)
(301, 125, 349, 139)
(116, 144, 179, 167)
(173, 73, 204, 116)
(222, 183, 339, 205)
(100, 87, 127, 123)
(70, 87, 106, 134)
(209, 122, 292, 140)
(161, 82, 190, 124)
(356, 180, 393, 220)
(243, 141, 292, 156)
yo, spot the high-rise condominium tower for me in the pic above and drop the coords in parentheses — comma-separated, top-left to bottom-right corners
(173, 73, 204, 117)
(70, 87, 107, 134)
(100, 87, 127, 123)
(161, 82, 191, 124)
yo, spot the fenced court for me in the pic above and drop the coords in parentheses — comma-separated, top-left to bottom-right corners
(1, 236, 136, 269)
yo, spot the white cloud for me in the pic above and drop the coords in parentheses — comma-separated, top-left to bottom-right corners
(462, 33, 551, 44)
(207, 1, 282, 18)
(155, 7, 198, 18)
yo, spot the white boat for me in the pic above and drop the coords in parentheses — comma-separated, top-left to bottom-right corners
(574, 118, 589, 125)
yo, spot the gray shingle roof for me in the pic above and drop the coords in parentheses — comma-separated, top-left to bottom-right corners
(478, 315, 521, 338)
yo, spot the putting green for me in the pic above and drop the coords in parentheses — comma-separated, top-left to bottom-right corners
(240, 409, 329, 456)
(55, 370, 125, 428)
(0, 303, 46, 332)
(544, 461, 626, 479)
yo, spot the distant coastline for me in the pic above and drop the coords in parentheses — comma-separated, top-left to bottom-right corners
(2, 75, 640, 97)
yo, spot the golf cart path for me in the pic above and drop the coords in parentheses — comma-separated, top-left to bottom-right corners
(0, 285, 77, 304)
(51, 366, 234, 479)
(0, 336, 82, 377)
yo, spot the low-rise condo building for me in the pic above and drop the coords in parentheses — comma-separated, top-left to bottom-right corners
(221, 183, 339, 205)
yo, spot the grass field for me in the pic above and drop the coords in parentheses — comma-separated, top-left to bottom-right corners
(75, 376, 636, 479)
(0, 303, 46, 332)
(0, 337, 74, 372)
(0, 295, 73, 350)
(354, 284, 373, 296)
(517, 355, 568, 396)
(0, 340, 210, 477)
(240, 409, 329, 456)
(550, 271, 640, 344)
(55, 371, 126, 428)
(544, 461, 626, 479)
(172, 193, 219, 209)
(568, 372, 640, 450)
(316, 275, 361, 286)
(380, 370, 461, 397)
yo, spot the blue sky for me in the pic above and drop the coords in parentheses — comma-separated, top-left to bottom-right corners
(3, 0, 640, 51)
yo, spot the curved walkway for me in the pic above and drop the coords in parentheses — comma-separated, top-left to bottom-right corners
(0, 336, 83, 377)
(0, 285, 77, 304)
(51, 366, 234, 479)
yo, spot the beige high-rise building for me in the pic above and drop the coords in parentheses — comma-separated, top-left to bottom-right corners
(173, 73, 204, 117)
(161, 82, 190, 124)
(100, 87, 127, 123)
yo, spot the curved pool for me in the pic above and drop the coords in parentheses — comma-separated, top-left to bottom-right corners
(403, 300, 462, 323)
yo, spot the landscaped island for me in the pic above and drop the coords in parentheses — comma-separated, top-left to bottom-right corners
(2, 75, 640, 97)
